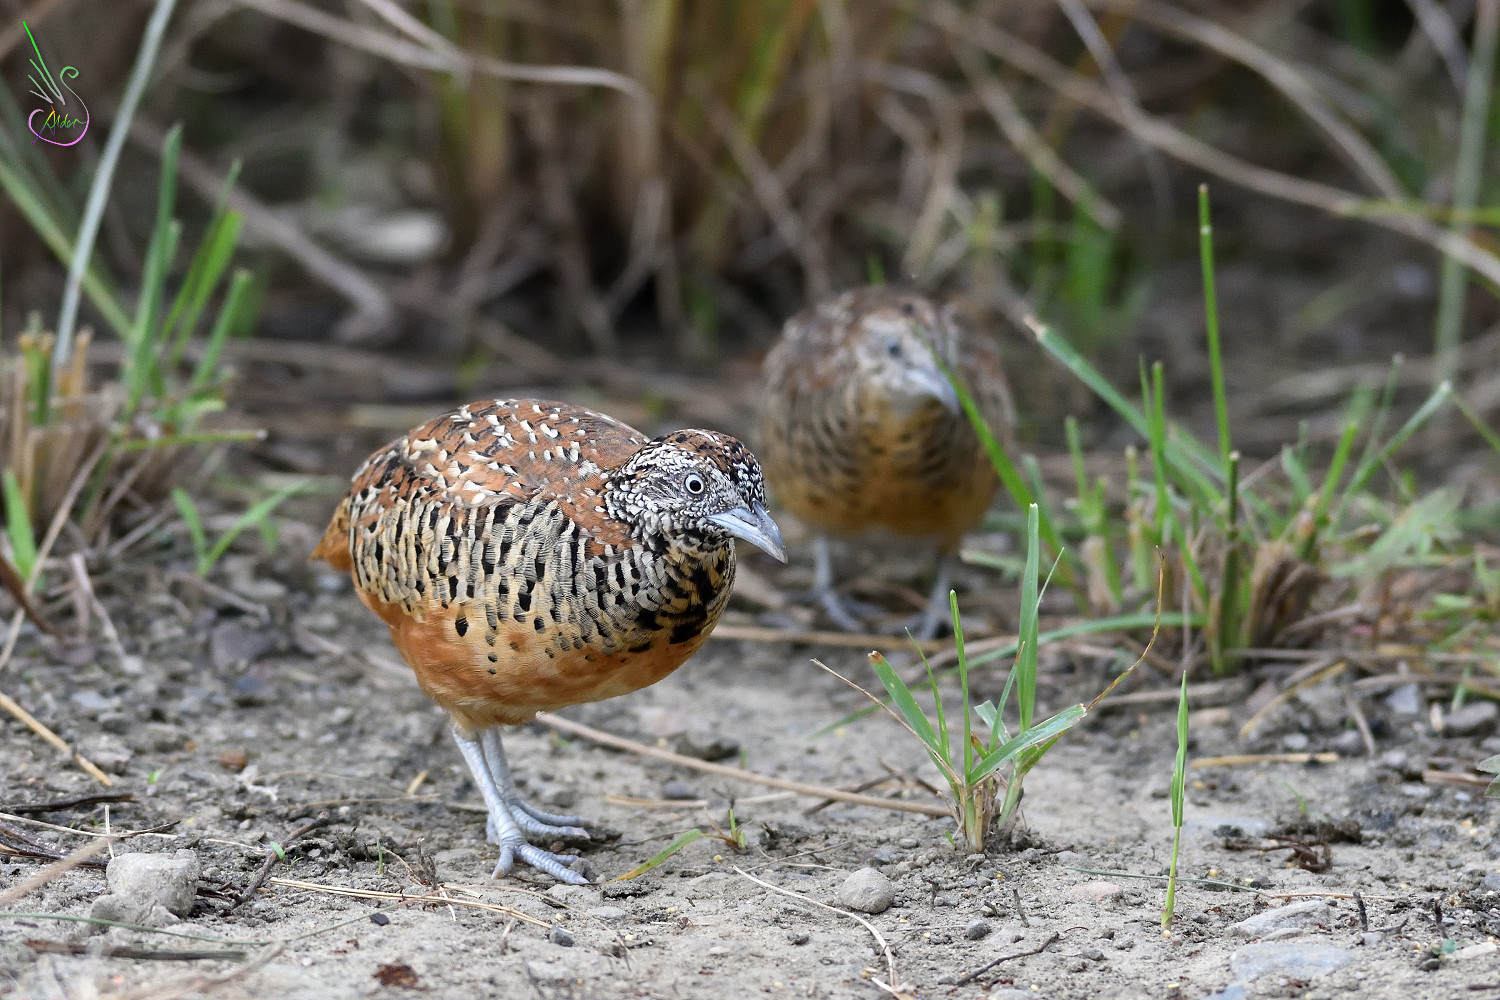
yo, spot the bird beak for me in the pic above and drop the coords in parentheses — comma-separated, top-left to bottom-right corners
(903, 365, 961, 413)
(708, 503, 787, 563)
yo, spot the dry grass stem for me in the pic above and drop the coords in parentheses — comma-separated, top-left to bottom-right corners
(930, 1, 1500, 288)
(536, 712, 951, 817)
(1191, 752, 1341, 768)
(0, 689, 112, 785)
(0, 837, 111, 907)
(1238, 658, 1347, 739)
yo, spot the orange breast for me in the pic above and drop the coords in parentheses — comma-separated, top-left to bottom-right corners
(359, 590, 714, 733)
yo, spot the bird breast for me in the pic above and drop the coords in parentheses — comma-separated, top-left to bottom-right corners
(344, 485, 736, 729)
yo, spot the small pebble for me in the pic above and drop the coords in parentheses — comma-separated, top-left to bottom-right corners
(549, 925, 575, 947)
(1481, 873, 1500, 892)
(1081, 947, 1104, 961)
(1384, 684, 1421, 716)
(370, 912, 390, 926)
(219, 749, 249, 771)
(788, 931, 810, 945)
(1442, 701, 1499, 737)
(662, 779, 698, 800)
(965, 919, 991, 940)
(1281, 732, 1310, 752)
(839, 868, 895, 914)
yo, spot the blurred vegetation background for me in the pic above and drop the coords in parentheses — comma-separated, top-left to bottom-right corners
(2, 0, 1498, 465)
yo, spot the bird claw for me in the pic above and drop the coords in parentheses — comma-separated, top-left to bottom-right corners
(492, 839, 587, 884)
(812, 587, 885, 633)
(487, 801, 590, 843)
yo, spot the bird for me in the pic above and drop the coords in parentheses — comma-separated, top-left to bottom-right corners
(313, 398, 786, 884)
(758, 286, 1013, 638)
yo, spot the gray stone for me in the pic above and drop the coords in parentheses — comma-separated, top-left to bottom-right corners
(965, 919, 992, 940)
(1331, 730, 1366, 754)
(1229, 900, 1332, 938)
(1282, 732, 1310, 752)
(839, 868, 895, 914)
(1481, 873, 1500, 891)
(661, 779, 698, 800)
(90, 850, 199, 927)
(1443, 701, 1499, 737)
(1385, 684, 1422, 716)
(548, 924, 575, 947)
(1229, 941, 1355, 981)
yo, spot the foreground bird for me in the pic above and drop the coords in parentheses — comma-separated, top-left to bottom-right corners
(758, 287, 1013, 637)
(313, 399, 785, 883)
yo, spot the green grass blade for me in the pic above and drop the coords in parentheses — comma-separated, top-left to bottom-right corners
(2, 469, 39, 583)
(197, 481, 312, 575)
(616, 828, 706, 880)
(1335, 381, 1453, 523)
(1034, 321, 1222, 491)
(1453, 392, 1500, 456)
(0, 157, 131, 337)
(1199, 185, 1232, 469)
(970, 703, 1087, 783)
(188, 269, 253, 394)
(945, 359, 1072, 585)
(170, 487, 208, 566)
(164, 162, 244, 365)
(951, 592, 972, 775)
(869, 652, 941, 752)
(1017, 503, 1041, 732)
(55, 0, 181, 370)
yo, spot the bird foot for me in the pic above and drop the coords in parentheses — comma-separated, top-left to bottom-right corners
(486, 798, 590, 843)
(810, 587, 886, 633)
(492, 837, 587, 885)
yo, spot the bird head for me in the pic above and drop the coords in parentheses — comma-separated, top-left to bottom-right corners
(849, 292, 961, 414)
(608, 431, 787, 562)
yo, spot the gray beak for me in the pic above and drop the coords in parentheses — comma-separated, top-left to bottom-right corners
(903, 365, 961, 413)
(708, 503, 787, 563)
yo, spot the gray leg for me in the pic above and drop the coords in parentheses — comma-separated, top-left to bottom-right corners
(479, 728, 589, 836)
(910, 552, 956, 640)
(813, 536, 871, 632)
(452, 727, 587, 884)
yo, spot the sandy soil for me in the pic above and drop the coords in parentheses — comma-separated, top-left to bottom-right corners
(2, 523, 1498, 1000)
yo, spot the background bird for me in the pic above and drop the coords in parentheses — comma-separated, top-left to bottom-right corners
(313, 399, 785, 883)
(758, 287, 1014, 637)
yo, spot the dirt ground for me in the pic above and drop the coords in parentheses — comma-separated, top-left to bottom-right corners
(2, 505, 1499, 1000)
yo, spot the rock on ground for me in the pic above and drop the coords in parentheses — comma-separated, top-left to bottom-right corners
(839, 868, 895, 914)
(89, 850, 199, 928)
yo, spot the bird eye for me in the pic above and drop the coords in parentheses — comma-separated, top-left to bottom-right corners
(684, 473, 706, 495)
(886, 338, 903, 358)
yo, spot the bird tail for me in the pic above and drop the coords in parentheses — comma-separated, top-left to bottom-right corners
(310, 498, 353, 571)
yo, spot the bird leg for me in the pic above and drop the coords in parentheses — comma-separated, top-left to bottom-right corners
(909, 552, 957, 641)
(452, 727, 589, 884)
(812, 536, 884, 632)
(478, 728, 590, 836)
